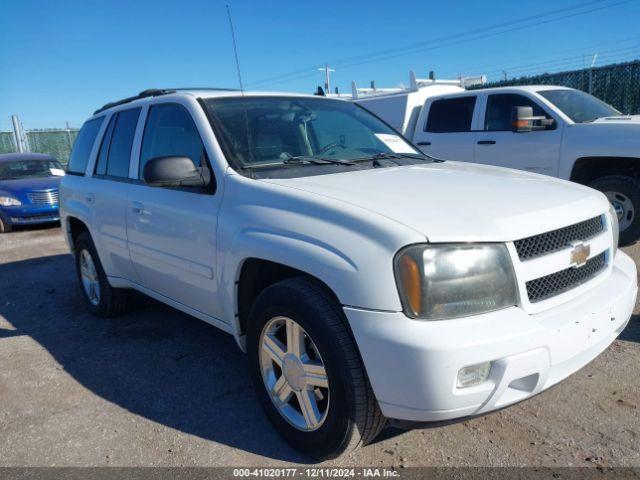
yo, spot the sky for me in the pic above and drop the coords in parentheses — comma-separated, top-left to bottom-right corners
(1, 0, 640, 129)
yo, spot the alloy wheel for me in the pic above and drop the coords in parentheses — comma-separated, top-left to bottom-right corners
(79, 249, 101, 306)
(259, 316, 330, 431)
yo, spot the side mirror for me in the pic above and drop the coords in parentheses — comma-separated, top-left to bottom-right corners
(143, 156, 210, 188)
(511, 106, 534, 132)
(511, 106, 555, 132)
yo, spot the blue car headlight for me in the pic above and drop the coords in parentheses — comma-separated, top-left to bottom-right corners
(0, 195, 21, 207)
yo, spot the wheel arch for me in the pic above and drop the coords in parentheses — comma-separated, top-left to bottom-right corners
(235, 257, 343, 342)
(570, 156, 640, 185)
(66, 216, 91, 250)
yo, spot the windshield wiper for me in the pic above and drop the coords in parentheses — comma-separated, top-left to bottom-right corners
(352, 152, 442, 163)
(242, 154, 356, 170)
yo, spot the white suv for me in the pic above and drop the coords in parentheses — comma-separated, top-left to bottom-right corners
(60, 89, 637, 459)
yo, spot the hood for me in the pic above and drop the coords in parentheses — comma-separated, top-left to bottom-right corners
(0, 176, 61, 198)
(264, 162, 609, 242)
(591, 114, 640, 124)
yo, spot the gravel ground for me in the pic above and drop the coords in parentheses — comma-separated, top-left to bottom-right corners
(0, 225, 638, 467)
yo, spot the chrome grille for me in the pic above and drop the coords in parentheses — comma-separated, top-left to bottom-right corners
(27, 190, 59, 205)
(526, 252, 607, 303)
(514, 216, 604, 261)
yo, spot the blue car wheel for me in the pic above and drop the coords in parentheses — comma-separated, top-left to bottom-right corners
(0, 214, 11, 233)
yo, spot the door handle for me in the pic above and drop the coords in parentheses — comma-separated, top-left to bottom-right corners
(477, 140, 496, 145)
(84, 193, 95, 204)
(416, 141, 431, 146)
(131, 201, 144, 214)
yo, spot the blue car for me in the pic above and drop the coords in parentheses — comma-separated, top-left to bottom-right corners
(0, 153, 64, 233)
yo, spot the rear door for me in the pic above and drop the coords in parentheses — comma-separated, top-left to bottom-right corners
(474, 93, 562, 176)
(87, 107, 141, 280)
(126, 102, 223, 320)
(412, 95, 479, 162)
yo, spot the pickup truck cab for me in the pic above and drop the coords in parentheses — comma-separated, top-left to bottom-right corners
(60, 88, 637, 459)
(355, 81, 640, 244)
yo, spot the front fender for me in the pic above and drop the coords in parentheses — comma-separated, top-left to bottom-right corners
(217, 174, 425, 338)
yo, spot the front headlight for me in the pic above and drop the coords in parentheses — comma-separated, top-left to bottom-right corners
(394, 244, 518, 320)
(0, 196, 21, 207)
(609, 204, 619, 256)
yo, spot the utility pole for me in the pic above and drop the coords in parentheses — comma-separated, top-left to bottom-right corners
(11, 115, 26, 153)
(589, 53, 598, 94)
(318, 64, 335, 93)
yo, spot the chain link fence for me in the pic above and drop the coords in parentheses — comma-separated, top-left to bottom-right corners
(473, 60, 640, 115)
(0, 128, 79, 165)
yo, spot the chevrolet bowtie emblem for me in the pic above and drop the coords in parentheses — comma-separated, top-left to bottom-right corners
(570, 241, 590, 267)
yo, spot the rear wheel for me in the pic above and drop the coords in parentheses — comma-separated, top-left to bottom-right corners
(74, 232, 131, 317)
(247, 277, 385, 460)
(589, 175, 640, 245)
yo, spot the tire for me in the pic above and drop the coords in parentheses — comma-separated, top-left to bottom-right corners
(74, 232, 131, 317)
(589, 175, 640, 245)
(0, 216, 12, 233)
(246, 277, 385, 460)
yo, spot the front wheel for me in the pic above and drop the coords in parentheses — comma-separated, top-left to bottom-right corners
(246, 277, 385, 459)
(0, 216, 12, 233)
(589, 175, 640, 245)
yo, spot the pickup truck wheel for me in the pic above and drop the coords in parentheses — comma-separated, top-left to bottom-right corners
(589, 175, 640, 245)
(74, 232, 131, 317)
(247, 277, 385, 459)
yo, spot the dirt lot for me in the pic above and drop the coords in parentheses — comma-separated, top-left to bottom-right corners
(0, 225, 639, 467)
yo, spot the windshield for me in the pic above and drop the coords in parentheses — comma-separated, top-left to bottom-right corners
(203, 96, 420, 171)
(0, 159, 65, 180)
(538, 89, 620, 123)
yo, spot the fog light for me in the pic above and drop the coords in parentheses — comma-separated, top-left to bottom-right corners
(457, 362, 492, 388)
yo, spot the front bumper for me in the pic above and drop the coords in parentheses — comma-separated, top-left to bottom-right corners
(345, 250, 637, 422)
(0, 205, 60, 225)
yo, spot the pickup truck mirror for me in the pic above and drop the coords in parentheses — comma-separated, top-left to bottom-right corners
(511, 106, 555, 132)
(143, 156, 211, 188)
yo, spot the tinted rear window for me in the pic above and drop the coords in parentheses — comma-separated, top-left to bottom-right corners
(67, 117, 104, 174)
(425, 96, 477, 133)
(94, 108, 141, 178)
(107, 108, 140, 178)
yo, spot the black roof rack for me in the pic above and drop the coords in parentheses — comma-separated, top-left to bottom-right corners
(93, 87, 239, 115)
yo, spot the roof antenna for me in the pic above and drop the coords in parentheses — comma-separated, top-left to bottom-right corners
(226, 4, 244, 95)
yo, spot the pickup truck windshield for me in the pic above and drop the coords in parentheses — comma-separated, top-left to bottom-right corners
(202, 96, 421, 172)
(0, 159, 64, 180)
(538, 89, 620, 123)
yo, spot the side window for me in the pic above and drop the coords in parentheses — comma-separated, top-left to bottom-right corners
(94, 107, 140, 178)
(107, 108, 141, 177)
(484, 94, 552, 131)
(425, 96, 477, 133)
(94, 115, 116, 176)
(139, 104, 205, 178)
(67, 117, 104, 174)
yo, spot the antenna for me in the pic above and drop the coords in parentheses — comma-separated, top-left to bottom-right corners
(226, 4, 244, 95)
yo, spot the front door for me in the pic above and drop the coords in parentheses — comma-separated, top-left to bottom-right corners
(474, 93, 562, 176)
(126, 102, 223, 320)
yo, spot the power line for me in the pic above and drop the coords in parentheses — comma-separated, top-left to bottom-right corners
(438, 35, 640, 78)
(490, 49, 640, 80)
(482, 44, 640, 77)
(247, 0, 632, 88)
(248, 0, 612, 87)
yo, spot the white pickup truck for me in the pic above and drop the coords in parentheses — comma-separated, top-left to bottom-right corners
(354, 79, 640, 244)
(61, 88, 636, 459)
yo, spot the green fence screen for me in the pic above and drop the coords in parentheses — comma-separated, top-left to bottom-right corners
(0, 129, 80, 165)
